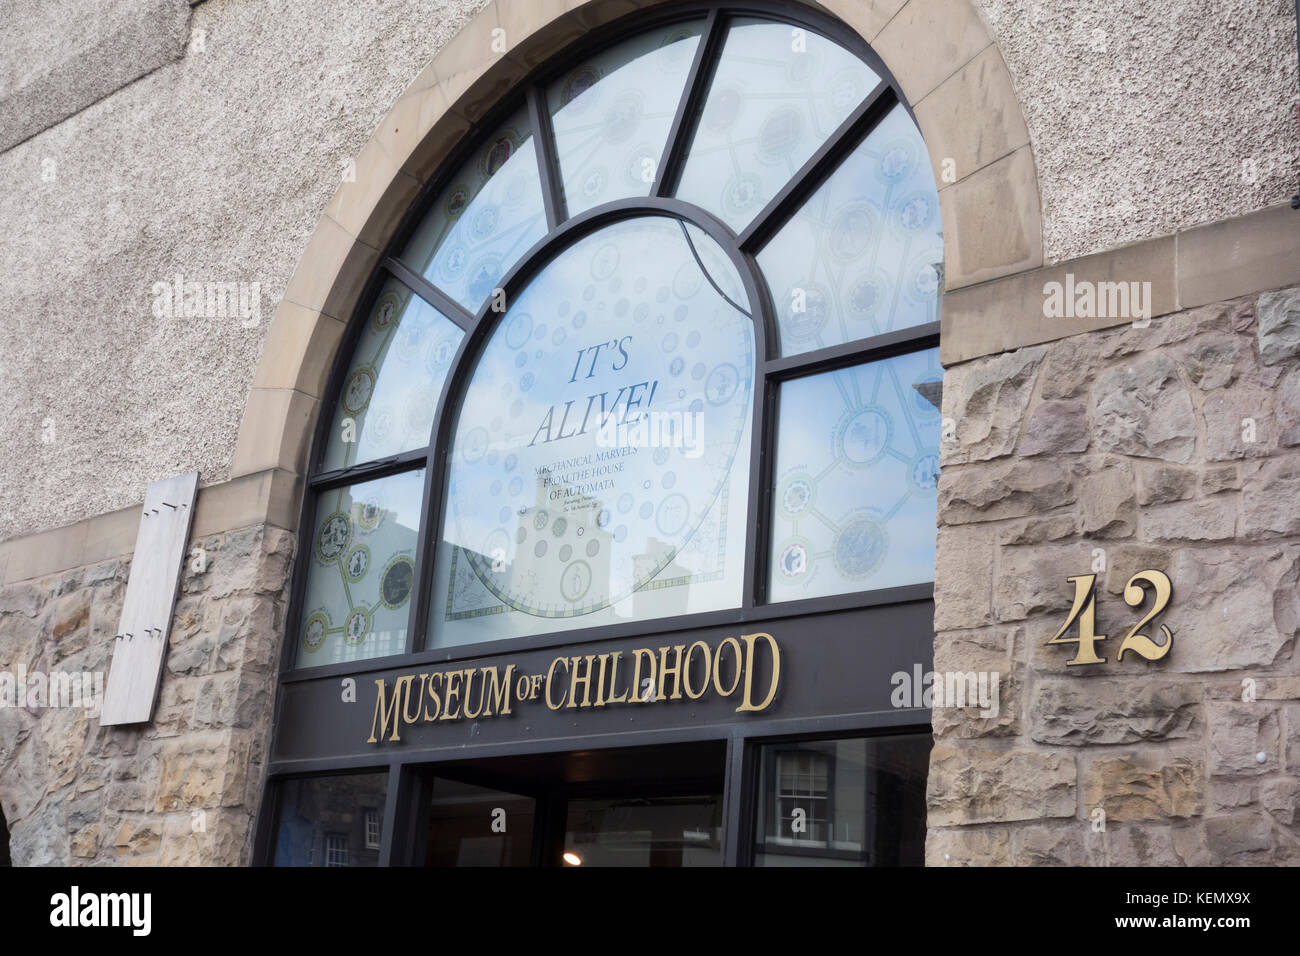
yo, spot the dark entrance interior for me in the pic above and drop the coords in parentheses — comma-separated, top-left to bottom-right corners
(421, 741, 727, 867)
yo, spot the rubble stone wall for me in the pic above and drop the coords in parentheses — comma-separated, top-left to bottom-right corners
(0, 524, 293, 865)
(928, 285, 1300, 865)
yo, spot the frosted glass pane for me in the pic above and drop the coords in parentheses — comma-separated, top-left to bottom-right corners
(759, 104, 943, 356)
(431, 216, 754, 648)
(768, 348, 941, 602)
(297, 469, 425, 667)
(548, 23, 703, 216)
(402, 106, 548, 312)
(675, 19, 879, 232)
(321, 278, 464, 470)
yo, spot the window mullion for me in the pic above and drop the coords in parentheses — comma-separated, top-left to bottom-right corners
(741, 359, 777, 612)
(737, 79, 896, 255)
(652, 8, 725, 199)
(308, 447, 429, 491)
(526, 84, 566, 229)
(383, 256, 475, 331)
(764, 323, 941, 382)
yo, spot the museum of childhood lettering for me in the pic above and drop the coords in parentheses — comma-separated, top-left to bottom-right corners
(367, 632, 781, 743)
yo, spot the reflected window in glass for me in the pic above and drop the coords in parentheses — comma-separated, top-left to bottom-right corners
(298, 469, 424, 666)
(754, 735, 928, 866)
(273, 772, 388, 867)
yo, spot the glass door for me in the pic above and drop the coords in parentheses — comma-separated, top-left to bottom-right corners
(419, 741, 726, 867)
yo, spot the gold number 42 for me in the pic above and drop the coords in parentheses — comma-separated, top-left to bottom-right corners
(1046, 570, 1173, 666)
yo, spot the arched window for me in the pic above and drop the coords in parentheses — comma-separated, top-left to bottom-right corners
(294, 9, 941, 668)
(270, 2, 940, 868)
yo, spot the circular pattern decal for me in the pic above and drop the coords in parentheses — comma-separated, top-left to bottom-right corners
(757, 106, 804, 162)
(893, 191, 937, 234)
(703, 84, 743, 131)
(581, 166, 607, 201)
(444, 185, 470, 219)
(344, 607, 372, 646)
(316, 512, 351, 563)
(878, 139, 917, 183)
(342, 367, 375, 416)
(833, 515, 888, 579)
(561, 68, 600, 109)
(482, 130, 520, 177)
(848, 273, 888, 323)
(909, 450, 941, 493)
(301, 612, 329, 653)
(779, 476, 814, 518)
(380, 556, 415, 609)
(837, 407, 892, 466)
(655, 493, 690, 536)
(783, 284, 829, 341)
(603, 90, 643, 143)
(560, 560, 593, 603)
(722, 173, 762, 222)
(354, 499, 385, 532)
(777, 540, 811, 579)
(373, 293, 401, 331)
(343, 545, 371, 582)
(828, 204, 876, 261)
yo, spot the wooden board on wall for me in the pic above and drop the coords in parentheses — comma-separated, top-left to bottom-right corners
(100, 471, 200, 726)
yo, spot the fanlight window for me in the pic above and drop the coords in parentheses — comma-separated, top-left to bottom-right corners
(293, 8, 943, 668)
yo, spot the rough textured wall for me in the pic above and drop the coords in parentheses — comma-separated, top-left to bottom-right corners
(928, 285, 1300, 865)
(976, 0, 1300, 263)
(0, 524, 293, 865)
(0, 0, 490, 541)
(0, 0, 1296, 542)
(0, 0, 193, 151)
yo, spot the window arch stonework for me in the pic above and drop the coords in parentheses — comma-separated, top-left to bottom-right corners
(238, 0, 1041, 480)
(251, 0, 1043, 868)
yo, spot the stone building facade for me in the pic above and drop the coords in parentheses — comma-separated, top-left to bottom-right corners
(0, 0, 1298, 866)
(2, 518, 293, 864)
(931, 285, 1300, 865)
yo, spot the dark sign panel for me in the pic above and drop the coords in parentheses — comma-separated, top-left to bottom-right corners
(272, 601, 933, 765)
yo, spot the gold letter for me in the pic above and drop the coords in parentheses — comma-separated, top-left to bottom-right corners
(681, 641, 711, 700)
(603, 651, 629, 704)
(485, 665, 516, 716)
(712, 637, 743, 698)
(545, 657, 570, 710)
(403, 674, 427, 725)
(657, 645, 686, 701)
(368, 675, 413, 743)
(440, 670, 463, 720)
(593, 654, 609, 706)
(462, 668, 486, 719)
(629, 648, 657, 702)
(422, 672, 442, 721)
(735, 633, 781, 712)
(567, 654, 597, 709)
